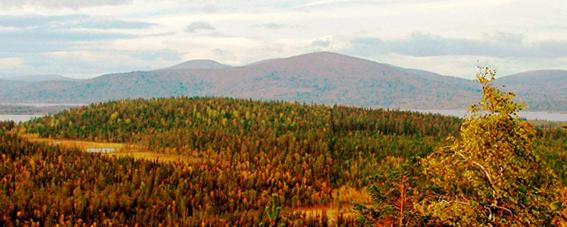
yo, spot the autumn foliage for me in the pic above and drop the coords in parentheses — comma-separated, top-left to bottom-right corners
(4, 98, 462, 225)
(357, 67, 566, 226)
(417, 67, 564, 225)
(0, 74, 564, 225)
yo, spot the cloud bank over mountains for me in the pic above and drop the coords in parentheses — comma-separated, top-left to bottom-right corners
(0, 0, 133, 9)
(0, 0, 566, 78)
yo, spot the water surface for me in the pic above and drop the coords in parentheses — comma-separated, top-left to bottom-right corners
(413, 109, 567, 122)
(0, 115, 44, 123)
(2, 110, 565, 124)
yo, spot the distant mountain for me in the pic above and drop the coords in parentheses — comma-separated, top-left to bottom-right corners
(0, 52, 564, 111)
(164, 60, 230, 70)
(496, 70, 567, 111)
(1, 74, 73, 82)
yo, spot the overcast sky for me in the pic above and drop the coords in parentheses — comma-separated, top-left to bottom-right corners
(0, 0, 566, 79)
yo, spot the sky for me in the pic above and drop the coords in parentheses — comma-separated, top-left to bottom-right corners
(0, 0, 566, 79)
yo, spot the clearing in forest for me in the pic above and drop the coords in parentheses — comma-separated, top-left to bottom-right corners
(21, 134, 201, 164)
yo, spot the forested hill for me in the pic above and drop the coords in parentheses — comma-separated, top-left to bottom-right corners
(22, 96, 566, 180)
(6, 97, 566, 225)
(23, 97, 462, 145)
(1, 52, 565, 111)
(16, 97, 465, 224)
(23, 96, 468, 191)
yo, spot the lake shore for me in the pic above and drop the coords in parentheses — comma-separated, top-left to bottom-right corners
(1, 104, 566, 123)
(411, 109, 567, 122)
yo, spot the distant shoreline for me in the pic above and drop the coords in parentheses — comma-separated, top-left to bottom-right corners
(0, 114, 44, 123)
(0, 104, 84, 115)
(0, 103, 86, 107)
(1, 105, 566, 123)
(410, 109, 567, 122)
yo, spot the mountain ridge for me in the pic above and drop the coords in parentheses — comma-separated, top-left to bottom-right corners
(0, 52, 564, 111)
(164, 59, 231, 70)
(495, 70, 567, 111)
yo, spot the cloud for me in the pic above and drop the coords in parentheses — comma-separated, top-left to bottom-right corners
(309, 36, 351, 52)
(185, 21, 215, 33)
(0, 57, 22, 70)
(10, 48, 182, 78)
(348, 32, 567, 58)
(129, 49, 181, 62)
(0, 14, 153, 54)
(210, 48, 238, 62)
(46, 49, 181, 64)
(251, 23, 290, 29)
(367, 53, 567, 79)
(0, 0, 132, 9)
(0, 0, 566, 79)
(311, 39, 331, 48)
(0, 14, 154, 30)
(298, 0, 354, 8)
(76, 18, 154, 30)
(0, 28, 134, 54)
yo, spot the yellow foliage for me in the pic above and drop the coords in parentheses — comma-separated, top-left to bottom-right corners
(418, 67, 562, 226)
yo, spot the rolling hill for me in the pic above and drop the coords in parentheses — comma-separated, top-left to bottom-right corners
(13, 97, 567, 225)
(0, 52, 564, 111)
(495, 70, 567, 111)
(0, 97, 464, 225)
(164, 59, 231, 70)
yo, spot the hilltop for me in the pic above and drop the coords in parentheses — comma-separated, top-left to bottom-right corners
(4, 97, 565, 225)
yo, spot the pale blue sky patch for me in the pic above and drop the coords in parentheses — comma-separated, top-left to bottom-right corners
(0, 27, 135, 55)
(348, 33, 567, 58)
(0, 0, 133, 9)
(251, 23, 289, 29)
(0, 14, 154, 29)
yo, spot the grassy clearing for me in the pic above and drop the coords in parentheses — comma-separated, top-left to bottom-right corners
(23, 133, 125, 150)
(290, 186, 372, 224)
(21, 134, 201, 164)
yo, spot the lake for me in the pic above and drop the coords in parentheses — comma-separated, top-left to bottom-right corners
(412, 109, 567, 122)
(0, 115, 44, 123)
(1, 110, 566, 123)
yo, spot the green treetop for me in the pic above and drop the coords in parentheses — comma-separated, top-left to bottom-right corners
(417, 67, 562, 226)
